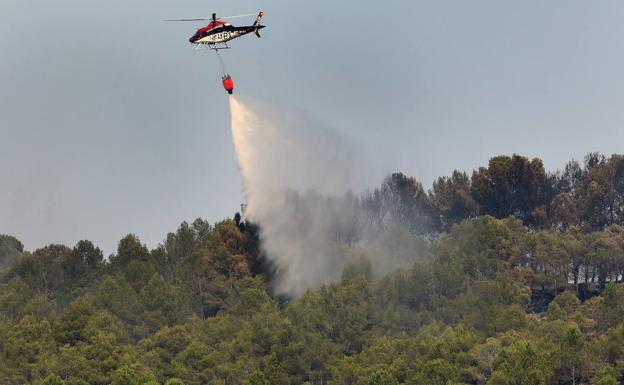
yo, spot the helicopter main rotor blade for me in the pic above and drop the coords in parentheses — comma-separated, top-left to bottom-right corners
(163, 18, 211, 21)
(163, 13, 256, 22)
(219, 13, 256, 19)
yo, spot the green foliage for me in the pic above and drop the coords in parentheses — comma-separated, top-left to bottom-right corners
(0, 234, 23, 267)
(546, 301, 565, 321)
(431, 171, 478, 231)
(246, 371, 269, 385)
(165, 379, 186, 385)
(488, 341, 549, 385)
(602, 282, 624, 326)
(54, 295, 96, 345)
(111, 365, 141, 385)
(471, 155, 547, 223)
(342, 256, 373, 282)
(362, 172, 440, 234)
(42, 374, 65, 385)
(551, 291, 580, 314)
(369, 369, 397, 385)
(4, 153, 624, 385)
(593, 366, 619, 385)
(0, 276, 32, 320)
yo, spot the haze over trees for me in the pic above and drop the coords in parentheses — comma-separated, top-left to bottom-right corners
(2, 152, 624, 385)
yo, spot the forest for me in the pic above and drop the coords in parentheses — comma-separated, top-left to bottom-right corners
(2, 152, 624, 385)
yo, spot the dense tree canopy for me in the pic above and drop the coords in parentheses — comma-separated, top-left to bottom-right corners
(0, 234, 23, 267)
(2, 152, 624, 385)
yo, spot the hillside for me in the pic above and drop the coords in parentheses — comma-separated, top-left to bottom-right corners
(1, 153, 624, 385)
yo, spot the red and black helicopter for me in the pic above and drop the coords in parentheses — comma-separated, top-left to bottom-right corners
(165, 11, 265, 94)
(165, 11, 265, 50)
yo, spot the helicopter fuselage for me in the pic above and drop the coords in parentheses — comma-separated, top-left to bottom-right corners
(191, 25, 265, 45)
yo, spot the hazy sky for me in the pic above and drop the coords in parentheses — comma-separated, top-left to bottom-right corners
(2, 0, 624, 254)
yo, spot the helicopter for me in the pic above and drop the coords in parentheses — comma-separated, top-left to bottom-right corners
(164, 11, 265, 50)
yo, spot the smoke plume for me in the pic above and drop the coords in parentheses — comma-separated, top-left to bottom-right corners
(229, 97, 418, 295)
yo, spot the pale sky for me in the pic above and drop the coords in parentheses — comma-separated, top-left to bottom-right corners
(2, 0, 624, 254)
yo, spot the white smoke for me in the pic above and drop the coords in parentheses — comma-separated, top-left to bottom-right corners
(229, 97, 420, 295)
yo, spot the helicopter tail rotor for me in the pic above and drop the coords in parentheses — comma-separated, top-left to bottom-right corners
(253, 11, 264, 38)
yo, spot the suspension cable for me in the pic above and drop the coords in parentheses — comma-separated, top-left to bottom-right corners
(214, 49, 226, 77)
